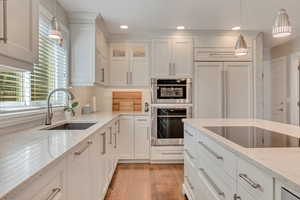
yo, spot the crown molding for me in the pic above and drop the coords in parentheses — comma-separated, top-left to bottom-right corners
(69, 12, 99, 24)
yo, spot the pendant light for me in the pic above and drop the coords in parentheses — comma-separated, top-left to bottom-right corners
(234, 0, 248, 56)
(48, 0, 62, 40)
(272, 9, 292, 38)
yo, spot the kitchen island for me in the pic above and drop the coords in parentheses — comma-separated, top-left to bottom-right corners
(183, 119, 300, 200)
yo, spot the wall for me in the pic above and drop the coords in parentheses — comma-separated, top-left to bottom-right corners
(268, 37, 300, 125)
(69, 86, 97, 115)
(39, 0, 69, 27)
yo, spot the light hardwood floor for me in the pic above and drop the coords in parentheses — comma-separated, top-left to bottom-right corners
(105, 164, 187, 200)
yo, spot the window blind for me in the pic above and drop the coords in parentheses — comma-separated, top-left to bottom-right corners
(0, 15, 69, 111)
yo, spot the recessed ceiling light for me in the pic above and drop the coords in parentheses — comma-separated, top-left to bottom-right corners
(176, 26, 185, 30)
(232, 26, 241, 31)
(120, 25, 128, 29)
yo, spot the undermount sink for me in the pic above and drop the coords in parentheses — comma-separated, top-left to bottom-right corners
(42, 123, 96, 130)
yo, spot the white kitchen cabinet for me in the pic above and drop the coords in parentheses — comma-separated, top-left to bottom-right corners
(152, 39, 193, 77)
(119, 115, 150, 161)
(66, 139, 93, 200)
(109, 59, 130, 86)
(194, 62, 253, 119)
(152, 39, 172, 77)
(134, 117, 150, 159)
(70, 13, 108, 86)
(119, 116, 135, 160)
(109, 43, 149, 87)
(0, 0, 38, 71)
(4, 160, 66, 200)
(89, 130, 106, 200)
(172, 39, 193, 77)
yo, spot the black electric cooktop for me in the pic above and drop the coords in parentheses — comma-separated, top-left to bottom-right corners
(204, 126, 300, 148)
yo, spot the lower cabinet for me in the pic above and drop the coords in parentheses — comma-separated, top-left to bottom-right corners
(5, 116, 149, 200)
(119, 115, 150, 161)
(66, 139, 93, 200)
(5, 160, 67, 200)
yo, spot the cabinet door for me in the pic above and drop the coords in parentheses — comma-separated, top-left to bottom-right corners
(70, 23, 95, 85)
(130, 60, 149, 86)
(152, 39, 172, 77)
(67, 140, 92, 200)
(106, 125, 115, 177)
(110, 60, 129, 86)
(224, 62, 253, 118)
(172, 39, 193, 77)
(134, 117, 150, 159)
(194, 62, 224, 118)
(0, 0, 38, 70)
(89, 131, 106, 200)
(119, 116, 134, 160)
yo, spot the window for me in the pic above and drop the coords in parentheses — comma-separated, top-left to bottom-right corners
(0, 14, 69, 112)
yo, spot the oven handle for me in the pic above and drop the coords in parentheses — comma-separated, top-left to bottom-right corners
(157, 115, 187, 118)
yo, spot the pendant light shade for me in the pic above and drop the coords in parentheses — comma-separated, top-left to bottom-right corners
(272, 9, 292, 38)
(235, 34, 248, 56)
(48, 17, 62, 40)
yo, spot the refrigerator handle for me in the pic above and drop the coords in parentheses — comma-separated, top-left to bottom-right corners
(224, 70, 229, 119)
(221, 70, 226, 118)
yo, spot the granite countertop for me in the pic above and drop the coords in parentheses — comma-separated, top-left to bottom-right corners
(0, 111, 149, 199)
(183, 118, 300, 193)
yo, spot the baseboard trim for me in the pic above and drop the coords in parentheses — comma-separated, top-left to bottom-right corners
(182, 183, 193, 200)
(150, 160, 184, 164)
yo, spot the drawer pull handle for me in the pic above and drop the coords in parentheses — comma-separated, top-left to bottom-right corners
(184, 149, 195, 160)
(234, 194, 241, 200)
(199, 168, 225, 197)
(198, 141, 223, 160)
(239, 173, 261, 189)
(185, 130, 194, 137)
(74, 141, 93, 155)
(137, 119, 147, 122)
(161, 152, 183, 155)
(185, 176, 194, 190)
(46, 188, 61, 200)
(101, 132, 106, 154)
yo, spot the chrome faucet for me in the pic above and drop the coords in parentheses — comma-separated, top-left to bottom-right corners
(45, 88, 75, 125)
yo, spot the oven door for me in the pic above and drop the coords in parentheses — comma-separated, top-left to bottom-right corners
(151, 79, 192, 104)
(151, 106, 192, 146)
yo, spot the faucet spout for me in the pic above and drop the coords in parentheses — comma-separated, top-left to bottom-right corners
(45, 88, 75, 125)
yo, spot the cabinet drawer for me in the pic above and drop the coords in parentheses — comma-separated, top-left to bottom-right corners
(6, 160, 66, 200)
(237, 159, 273, 200)
(197, 133, 237, 178)
(151, 146, 183, 162)
(195, 153, 236, 200)
(236, 184, 256, 200)
(184, 127, 198, 157)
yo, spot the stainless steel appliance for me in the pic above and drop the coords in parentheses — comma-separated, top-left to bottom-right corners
(282, 188, 300, 200)
(204, 126, 300, 148)
(151, 78, 192, 104)
(151, 105, 192, 146)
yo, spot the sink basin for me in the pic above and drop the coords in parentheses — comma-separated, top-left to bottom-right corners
(43, 123, 96, 130)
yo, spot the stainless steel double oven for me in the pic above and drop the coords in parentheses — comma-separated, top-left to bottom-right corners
(151, 78, 192, 146)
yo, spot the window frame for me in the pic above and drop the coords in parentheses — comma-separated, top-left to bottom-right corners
(0, 5, 70, 114)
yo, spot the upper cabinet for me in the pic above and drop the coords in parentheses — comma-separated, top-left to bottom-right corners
(70, 13, 108, 86)
(0, 0, 38, 71)
(109, 42, 150, 87)
(152, 39, 193, 78)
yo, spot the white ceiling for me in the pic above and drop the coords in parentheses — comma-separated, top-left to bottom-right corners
(58, 0, 300, 47)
